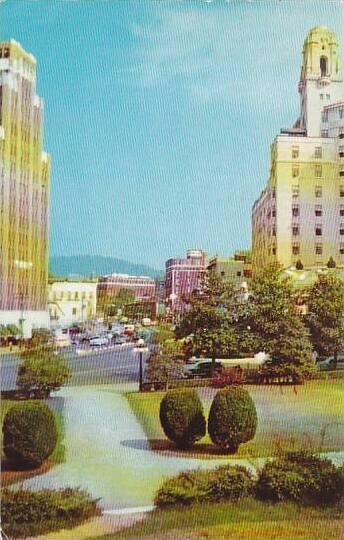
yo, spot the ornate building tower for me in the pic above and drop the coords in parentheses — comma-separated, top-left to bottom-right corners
(0, 40, 50, 335)
(298, 26, 343, 137)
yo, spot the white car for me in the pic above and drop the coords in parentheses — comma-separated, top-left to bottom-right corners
(89, 336, 109, 347)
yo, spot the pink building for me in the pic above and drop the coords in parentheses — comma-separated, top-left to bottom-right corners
(165, 250, 207, 313)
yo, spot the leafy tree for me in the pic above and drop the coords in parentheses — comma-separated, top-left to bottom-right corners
(159, 388, 206, 448)
(105, 288, 136, 317)
(3, 401, 58, 468)
(247, 264, 314, 382)
(306, 273, 344, 368)
(175, 273, 242, 375)
(18, 346, 71, 398)
(208, 387, 257, 453)
(145, 353, 186, 387)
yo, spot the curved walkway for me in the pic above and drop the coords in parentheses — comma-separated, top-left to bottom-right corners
(19, 385, 257, 510)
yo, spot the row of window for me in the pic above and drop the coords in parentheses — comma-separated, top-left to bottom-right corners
(292, 224, 344, 236)
(291, 146, 323, 160)
(292, 244, 344, 256)
(291, 185, 344, 201)
(51, 291, 95, 301)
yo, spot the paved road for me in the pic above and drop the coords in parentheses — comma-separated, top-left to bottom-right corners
(0, 345, 150, 391)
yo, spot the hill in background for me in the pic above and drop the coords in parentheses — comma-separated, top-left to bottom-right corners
(49, 255, 162, 280)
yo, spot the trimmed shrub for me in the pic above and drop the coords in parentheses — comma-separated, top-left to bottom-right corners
(3, 401, 58, 469)
(154, 465, 254, 507)
(208, 386, 257, 453)
(159, 388, 206, 448)
(17, 351, 71, 399)
(256, 451, 344, 505)
(2, 488, 101, 538)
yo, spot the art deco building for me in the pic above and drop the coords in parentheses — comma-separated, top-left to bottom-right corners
(252, 27, 344, 272)
(0, 40, 50, 335)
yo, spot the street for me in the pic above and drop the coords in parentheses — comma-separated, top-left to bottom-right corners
(0, 344, 151, 391)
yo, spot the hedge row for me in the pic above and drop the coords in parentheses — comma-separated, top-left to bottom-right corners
(155, 452, 344, 508)
(2, 488, 101, 538)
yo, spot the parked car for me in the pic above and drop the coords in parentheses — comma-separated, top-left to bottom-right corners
(184, 359, 224, 378)
(317, 355, 344, 371)
(89, 336, 109, 347)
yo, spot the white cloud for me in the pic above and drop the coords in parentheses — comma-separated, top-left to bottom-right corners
(126, 2, 342, 111)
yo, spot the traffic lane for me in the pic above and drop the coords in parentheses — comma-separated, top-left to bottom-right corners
(1, 346, 150, 390)
(68, 349, 150, 385)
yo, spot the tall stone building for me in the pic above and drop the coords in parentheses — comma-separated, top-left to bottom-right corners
(0, 40, 50, 335)
(252, 27, 344, 272)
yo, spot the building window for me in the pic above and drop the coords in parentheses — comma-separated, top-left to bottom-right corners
(320, 93, 324, 100)
(341, 186, 344, 197)
(339, 145, 344, 158)
(74, 292, 79, 300)
(236, 271, 241, 277)
(315, 205, 322, 217)
(339, 108, 344, 119)
(340, 205, 344, 217)
(320, 56, 328, 77)
(321, 129, 328, 138)
(314, 146, 322, 158)
(315, 243, 323, 255)
(339, 128, 344, 139)
(315, 165, 322, 178)
(72, 308, 77, 316)
(292, 243, 300, 255)
(292, 146, 299, 159)
(340, 243, 344, 255)
(272, 207, 276, 217)
(292, 224, 299, 236)
(292, 185, 299, 198)
(322, 110, 328, 122)
(326, 94, 330, 100)
(340, 224, 344, 236)
(315, 224, 323, 236)
(292, 165, 299, 178)
(292, 204, 299, 217)
(272, 247, 276, 255)
(315, 185, 322, 198)
(340, 167, 344, 178)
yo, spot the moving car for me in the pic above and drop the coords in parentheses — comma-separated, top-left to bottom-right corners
(317, 355, 344, 371)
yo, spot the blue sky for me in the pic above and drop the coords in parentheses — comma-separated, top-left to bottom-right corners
(2, 0, 343, 269)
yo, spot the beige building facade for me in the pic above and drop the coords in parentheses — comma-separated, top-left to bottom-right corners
(48, 280, 97, 328)
(252, 27, 344, 272)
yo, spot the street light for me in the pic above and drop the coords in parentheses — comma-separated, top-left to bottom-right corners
(134, 338, 149, 392)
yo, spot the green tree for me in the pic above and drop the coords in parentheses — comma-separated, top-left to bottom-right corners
(145, 353, 186, 388)
(18, 344, 71, 398)
(247, 264, 314, 382)
(105, 288, 136, 317)
(175, 273, 241, 375)
(306, 273, 344, 369)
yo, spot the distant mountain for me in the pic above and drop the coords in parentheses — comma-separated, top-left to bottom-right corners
(49, 255, 162, 280)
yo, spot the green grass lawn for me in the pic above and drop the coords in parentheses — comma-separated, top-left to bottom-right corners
(90, 499, 344, 540)
(1, 398, 65, 486)
(126, 380, 344, 458)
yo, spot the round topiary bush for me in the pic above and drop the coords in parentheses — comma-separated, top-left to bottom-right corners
(208, 386, 257, 453)
(3, 401, 58, 469)
(159, 388, 206, 448)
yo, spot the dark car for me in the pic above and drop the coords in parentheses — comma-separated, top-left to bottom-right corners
(184, 359, 224, 378)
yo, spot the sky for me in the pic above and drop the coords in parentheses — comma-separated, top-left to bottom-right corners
(1, 0, 343, 270)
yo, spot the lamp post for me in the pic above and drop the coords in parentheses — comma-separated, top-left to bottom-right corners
(134, 338, 149, 392)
